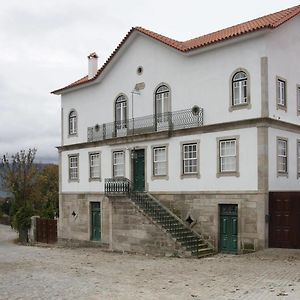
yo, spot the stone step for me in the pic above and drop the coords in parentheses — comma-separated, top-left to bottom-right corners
(128, 191, 215, 258)
(185, 243, 209, 251)
(190, 247, 214, 257)
(181, 239, 204, 247)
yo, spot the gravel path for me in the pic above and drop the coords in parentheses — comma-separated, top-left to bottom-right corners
(0, 224, 300, 299)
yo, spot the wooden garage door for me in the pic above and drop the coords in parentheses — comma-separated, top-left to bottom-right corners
(269, 192, 300, 249)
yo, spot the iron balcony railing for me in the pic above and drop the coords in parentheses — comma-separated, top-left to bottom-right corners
(105, 177, 132, 196)
(87, 108, 203, 142)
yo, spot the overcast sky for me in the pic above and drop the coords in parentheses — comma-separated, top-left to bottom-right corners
(0, 0, 299, 163)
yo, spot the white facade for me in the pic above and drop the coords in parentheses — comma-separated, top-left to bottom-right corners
(53, 7, 300, 252)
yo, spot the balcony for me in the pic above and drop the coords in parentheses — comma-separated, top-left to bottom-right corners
(87, 108, 203, 142)
(105, 177, 131, 196)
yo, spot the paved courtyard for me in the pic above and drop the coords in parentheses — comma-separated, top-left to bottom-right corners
(0, 225, 300, 300)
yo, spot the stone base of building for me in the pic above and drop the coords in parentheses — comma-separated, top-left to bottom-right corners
(59, 191, 267, 256)
(153, 191, 267, 253)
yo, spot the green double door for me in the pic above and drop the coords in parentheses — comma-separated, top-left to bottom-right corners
(91, 202, 101, 241)
(219, 204, 238, 253)
(133, 149, 145, 192)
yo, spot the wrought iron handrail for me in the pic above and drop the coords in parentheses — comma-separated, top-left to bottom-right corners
(88, 108, 203, 142)
(104, 176, 214, 256)
(104, 177, 132, 196)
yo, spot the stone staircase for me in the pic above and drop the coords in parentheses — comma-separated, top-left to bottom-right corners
(105, 178, 214, 258)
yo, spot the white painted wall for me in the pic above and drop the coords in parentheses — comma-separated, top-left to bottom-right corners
(61, 128, 258, 193)
(268, 127, 300, 191)
(266, 15, 300, 125)
(61, 32, 266, 146)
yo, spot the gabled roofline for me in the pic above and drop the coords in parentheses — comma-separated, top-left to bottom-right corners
(52, 4, 300, 95)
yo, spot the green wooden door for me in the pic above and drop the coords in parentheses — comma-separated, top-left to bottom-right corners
(219, 204, 238, 253)
(91, 202, 101, 241)
(133, 150, 145, 192)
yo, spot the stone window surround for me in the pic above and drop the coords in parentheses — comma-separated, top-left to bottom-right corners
(180, 140, 201, 179)
(216, 135, 240, 178)
(151, 143, 169, 181)
(276, 136, 288, 177)
(89, 151, 101, 182)
(276, 76, 287, 112)
(297, 84, 300, 116)
(229, 68, 251, 112)
(68, 153, 80, 182)
(111, 148, 126, 178)
(297, 139, 300, 179)
(68, 109, 78, 137)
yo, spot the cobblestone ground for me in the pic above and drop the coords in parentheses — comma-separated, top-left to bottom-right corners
(1, 225, 300, 300)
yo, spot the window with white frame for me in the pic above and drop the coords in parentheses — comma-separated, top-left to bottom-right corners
(183, 143, 198, 174)
(155, 85, 169, 123)
(277, 138, 288, 174)
(113, 151, 125, 177)
(297, 141, 300, 177)
(232, 71, 248, 106)
(115, 95, 127, 129)
(153, 146, 167, 176)
(69, 155, 79, 180)
(219, 139, 237, 172)
(89, 152, 100, 180)
(277, 78, 286, 108)
(69, 110, 77, 135)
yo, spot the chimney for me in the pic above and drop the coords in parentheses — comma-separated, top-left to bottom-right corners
(87, 52, 98, 79)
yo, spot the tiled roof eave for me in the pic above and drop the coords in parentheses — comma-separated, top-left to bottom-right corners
(52, 4, 300, 94)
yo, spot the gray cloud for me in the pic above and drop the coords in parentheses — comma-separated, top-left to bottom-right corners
(0, 0, 299, 163)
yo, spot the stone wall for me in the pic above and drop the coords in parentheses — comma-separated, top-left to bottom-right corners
(152, 192, 267, 253)
(59, 193, 110, 244)
(111, 197, 184, 256)
(59, 193, 185, 256)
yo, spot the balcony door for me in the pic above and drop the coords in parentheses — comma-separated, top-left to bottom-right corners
(115, 95, 127, 136)
(155, 85, 170, 130)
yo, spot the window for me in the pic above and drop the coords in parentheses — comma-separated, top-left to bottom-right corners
(153, 146, 167, 176)
(297, 85, 300, 114)
(89, 152, 100, 180)
(69, 110, 77, 135)
(115, 95, 127, 130)
(232, 71, 248, 106)
(277, 138, 288, 175)
(297, 141, 300, 178)
(69, 155, 79, 181)
(155, 85, 169, 122)
(183, 143, 198, 174)
(113, 151, 125, 177)
(219, 139, 237, 172)
(276, 78, 287, 109)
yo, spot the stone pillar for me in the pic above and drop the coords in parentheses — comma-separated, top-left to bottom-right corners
(29, 216, 39, 244)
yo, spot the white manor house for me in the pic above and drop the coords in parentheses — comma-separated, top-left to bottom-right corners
(52, 5, 300, 256)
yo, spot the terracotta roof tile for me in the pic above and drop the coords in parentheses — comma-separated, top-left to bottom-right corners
(52, 4, 300, 94)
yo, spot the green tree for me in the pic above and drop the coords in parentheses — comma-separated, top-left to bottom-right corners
(35, 164, 59, 219)
(0, 149, 37, 242)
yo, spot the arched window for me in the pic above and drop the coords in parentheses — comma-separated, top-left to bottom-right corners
(155, 85, 170, 122)
(232, 71, 248, 106)
(69, 110, 77, 135)
(115, 95, 127, 129)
